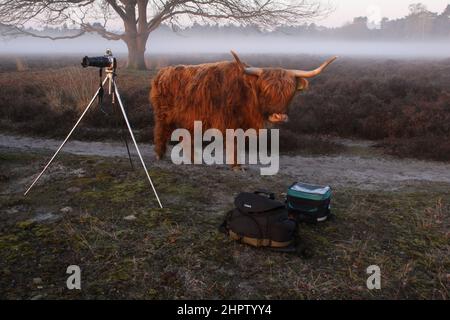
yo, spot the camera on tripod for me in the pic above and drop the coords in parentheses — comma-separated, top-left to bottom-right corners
(81, 49, 117, 70)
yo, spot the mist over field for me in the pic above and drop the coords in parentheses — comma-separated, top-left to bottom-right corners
(2, 3, 449, 59)
(1, 33, 450, 58)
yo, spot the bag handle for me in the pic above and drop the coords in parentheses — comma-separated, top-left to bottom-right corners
(254, 190, 275, 200)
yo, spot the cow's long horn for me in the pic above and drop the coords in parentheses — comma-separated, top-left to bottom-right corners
(289, 56, 337, 78)
(244, 67, 263, 76)
(230, 50, 245, 72)
(231, 50, 263, 76)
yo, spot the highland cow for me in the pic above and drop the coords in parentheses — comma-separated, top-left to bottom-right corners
(150, 51, 336, 163)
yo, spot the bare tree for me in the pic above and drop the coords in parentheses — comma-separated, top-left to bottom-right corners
(0, 0, 327, 70)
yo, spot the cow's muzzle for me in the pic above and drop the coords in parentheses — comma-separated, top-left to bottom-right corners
(268, 113, 289, 123)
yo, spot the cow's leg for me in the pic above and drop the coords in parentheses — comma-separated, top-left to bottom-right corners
(154, 115, 171, 160)
(190, 141, 196, 165)
(227, 140, 245, 172)
(187, 126, 205, 164)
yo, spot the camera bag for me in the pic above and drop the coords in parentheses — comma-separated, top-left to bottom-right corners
(286, 182, 332, 223)
(220, 191, 297, 250)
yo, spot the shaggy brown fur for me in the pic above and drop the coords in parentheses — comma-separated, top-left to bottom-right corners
(150, 53, 311, 160)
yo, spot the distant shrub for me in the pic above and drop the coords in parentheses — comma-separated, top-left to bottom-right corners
(37, 67, 98, 114)
(279, 130, 344, 155)
(15, 57, 28, 71)
(381, 136, 450, 162)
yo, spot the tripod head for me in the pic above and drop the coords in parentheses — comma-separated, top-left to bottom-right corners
(81, 49, 118, 96)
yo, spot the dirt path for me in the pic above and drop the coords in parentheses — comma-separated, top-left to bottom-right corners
(1, 133, 450, 190)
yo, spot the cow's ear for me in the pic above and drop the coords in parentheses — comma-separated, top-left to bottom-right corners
(297, 78, 309, 91)
(230, 50, 245, 72)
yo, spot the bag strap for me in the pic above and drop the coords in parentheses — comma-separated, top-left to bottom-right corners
(229, 230, 292, 248)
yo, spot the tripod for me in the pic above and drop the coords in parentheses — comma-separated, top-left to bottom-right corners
(24, 65, 163, 209)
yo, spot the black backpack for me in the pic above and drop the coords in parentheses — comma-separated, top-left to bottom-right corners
(220, 191, 297, 251)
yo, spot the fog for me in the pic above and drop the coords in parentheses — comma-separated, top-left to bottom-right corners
(1, 33, 450, 59)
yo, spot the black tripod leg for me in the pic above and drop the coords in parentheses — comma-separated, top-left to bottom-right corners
(112, 91, 134, 170)
(122, 124, 135, 170)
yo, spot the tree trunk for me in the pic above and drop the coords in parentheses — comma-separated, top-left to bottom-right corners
(126, 37, 147, 70)
(121, 1, 151, 70)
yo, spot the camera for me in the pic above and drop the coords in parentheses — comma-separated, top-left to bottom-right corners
(81, 49, 116, 69)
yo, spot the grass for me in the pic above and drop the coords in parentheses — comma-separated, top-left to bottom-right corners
(0, 149, 448, 299)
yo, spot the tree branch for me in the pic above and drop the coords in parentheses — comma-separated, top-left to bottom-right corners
(105, 0, 128, 21)
(81, 23, 123, 40)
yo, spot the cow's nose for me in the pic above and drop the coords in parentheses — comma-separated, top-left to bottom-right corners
(269, 113, 289, 123)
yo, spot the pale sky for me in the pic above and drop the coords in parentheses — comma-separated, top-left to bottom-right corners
(319, 0, 450, 27)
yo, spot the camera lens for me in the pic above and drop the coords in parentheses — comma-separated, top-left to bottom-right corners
(81, 56, 90, 68)
(81, 56, 112, 68)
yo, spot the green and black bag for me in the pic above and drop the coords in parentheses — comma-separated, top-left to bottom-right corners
(220, 191, 297, 251)
(287, 182, 332, 223)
